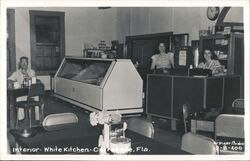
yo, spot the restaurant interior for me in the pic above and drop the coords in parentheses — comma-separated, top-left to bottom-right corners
(5, 6, 246, 156)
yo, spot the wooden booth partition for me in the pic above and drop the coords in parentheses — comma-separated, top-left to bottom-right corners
(146, 74, 241, 129)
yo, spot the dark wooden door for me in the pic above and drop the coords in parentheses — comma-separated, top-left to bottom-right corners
(30, 11, 65, 75)
(132, 39, 156, 70)
(126, 32, 173, 92)
(131, 39, 159, 92)
(126, 32, 173, 67)
(231, 34, 244, 98)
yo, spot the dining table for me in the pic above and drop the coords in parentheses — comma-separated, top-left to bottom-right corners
(9, 122, 190, 155)
(7, 86, 29, 129)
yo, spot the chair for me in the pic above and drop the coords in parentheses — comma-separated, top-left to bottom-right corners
(181, 132, 219, 154)
(215, 114, 244, 154)
(42, 112, 79, 131)
(15, 83, 45, 128)
(183, 103, 191, 133)
(189, 107, 221, 134)
(215, 114, 244, 139)
(232, 99, 244, 114)
(127, 117, 154, 139)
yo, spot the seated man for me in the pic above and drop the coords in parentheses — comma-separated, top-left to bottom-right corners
(8, 56, 37, 120)
(8, 56, 36, 85)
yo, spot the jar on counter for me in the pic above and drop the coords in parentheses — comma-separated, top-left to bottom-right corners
(23, 76, 29, 87)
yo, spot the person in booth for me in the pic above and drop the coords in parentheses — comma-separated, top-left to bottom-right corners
(198, 49, 224, 76)
(150, 42, 175, 74)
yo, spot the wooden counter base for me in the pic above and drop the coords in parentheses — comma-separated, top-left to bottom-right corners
(146, 74, 241, 130)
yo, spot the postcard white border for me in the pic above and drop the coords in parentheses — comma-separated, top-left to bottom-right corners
(0, 0, 249, 160)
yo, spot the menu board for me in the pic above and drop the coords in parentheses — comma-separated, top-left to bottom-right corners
(179, 50, 187, 66)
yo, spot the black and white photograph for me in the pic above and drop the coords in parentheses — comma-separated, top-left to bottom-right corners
(0, 0, 249, 160)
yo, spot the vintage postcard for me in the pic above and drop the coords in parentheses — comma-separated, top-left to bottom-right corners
(0, 0, 249, 160)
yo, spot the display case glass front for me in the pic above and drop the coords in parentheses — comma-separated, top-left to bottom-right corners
(58, 59, 111, 86)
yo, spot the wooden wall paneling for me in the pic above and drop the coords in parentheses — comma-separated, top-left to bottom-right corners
(223, 76, 241, 113)
(206, 77, 224, 109)
(146, 75, 172, 118)
(173, 77, 205, 119)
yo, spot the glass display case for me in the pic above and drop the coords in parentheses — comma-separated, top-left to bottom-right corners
(58, 59, 111, 86)
(54, 57, 143, 114)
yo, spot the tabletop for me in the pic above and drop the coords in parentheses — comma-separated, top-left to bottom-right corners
(7, 86, 29, 97)
(10, 123, 190, 155)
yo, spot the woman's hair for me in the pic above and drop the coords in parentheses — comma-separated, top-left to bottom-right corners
(159, 42, 166, 47)
(157, 42, 170, 53)
(210, 51, 218, 60)
(200, 49, 218, 62)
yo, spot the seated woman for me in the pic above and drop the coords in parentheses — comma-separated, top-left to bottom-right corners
(150, 42, 175, 74)
(198, 49, 224, 76)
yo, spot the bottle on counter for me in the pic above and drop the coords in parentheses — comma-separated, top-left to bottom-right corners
(31, 77, 37, 84)
(28, 78, 32, 86)
(208, 26, 211, 35)
(23, 76, 29, 87)
(194, 48, 199, 68)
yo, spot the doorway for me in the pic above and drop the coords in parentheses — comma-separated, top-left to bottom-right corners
(126, 32, 173, 91)
(7, 9, 16, 77)
(30, 10, 65, 75)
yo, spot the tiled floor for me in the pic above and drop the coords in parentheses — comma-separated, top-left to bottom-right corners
(9, 93, 189, 150)
(50, 94, 184, 148)
(7, 93, 244, 157)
